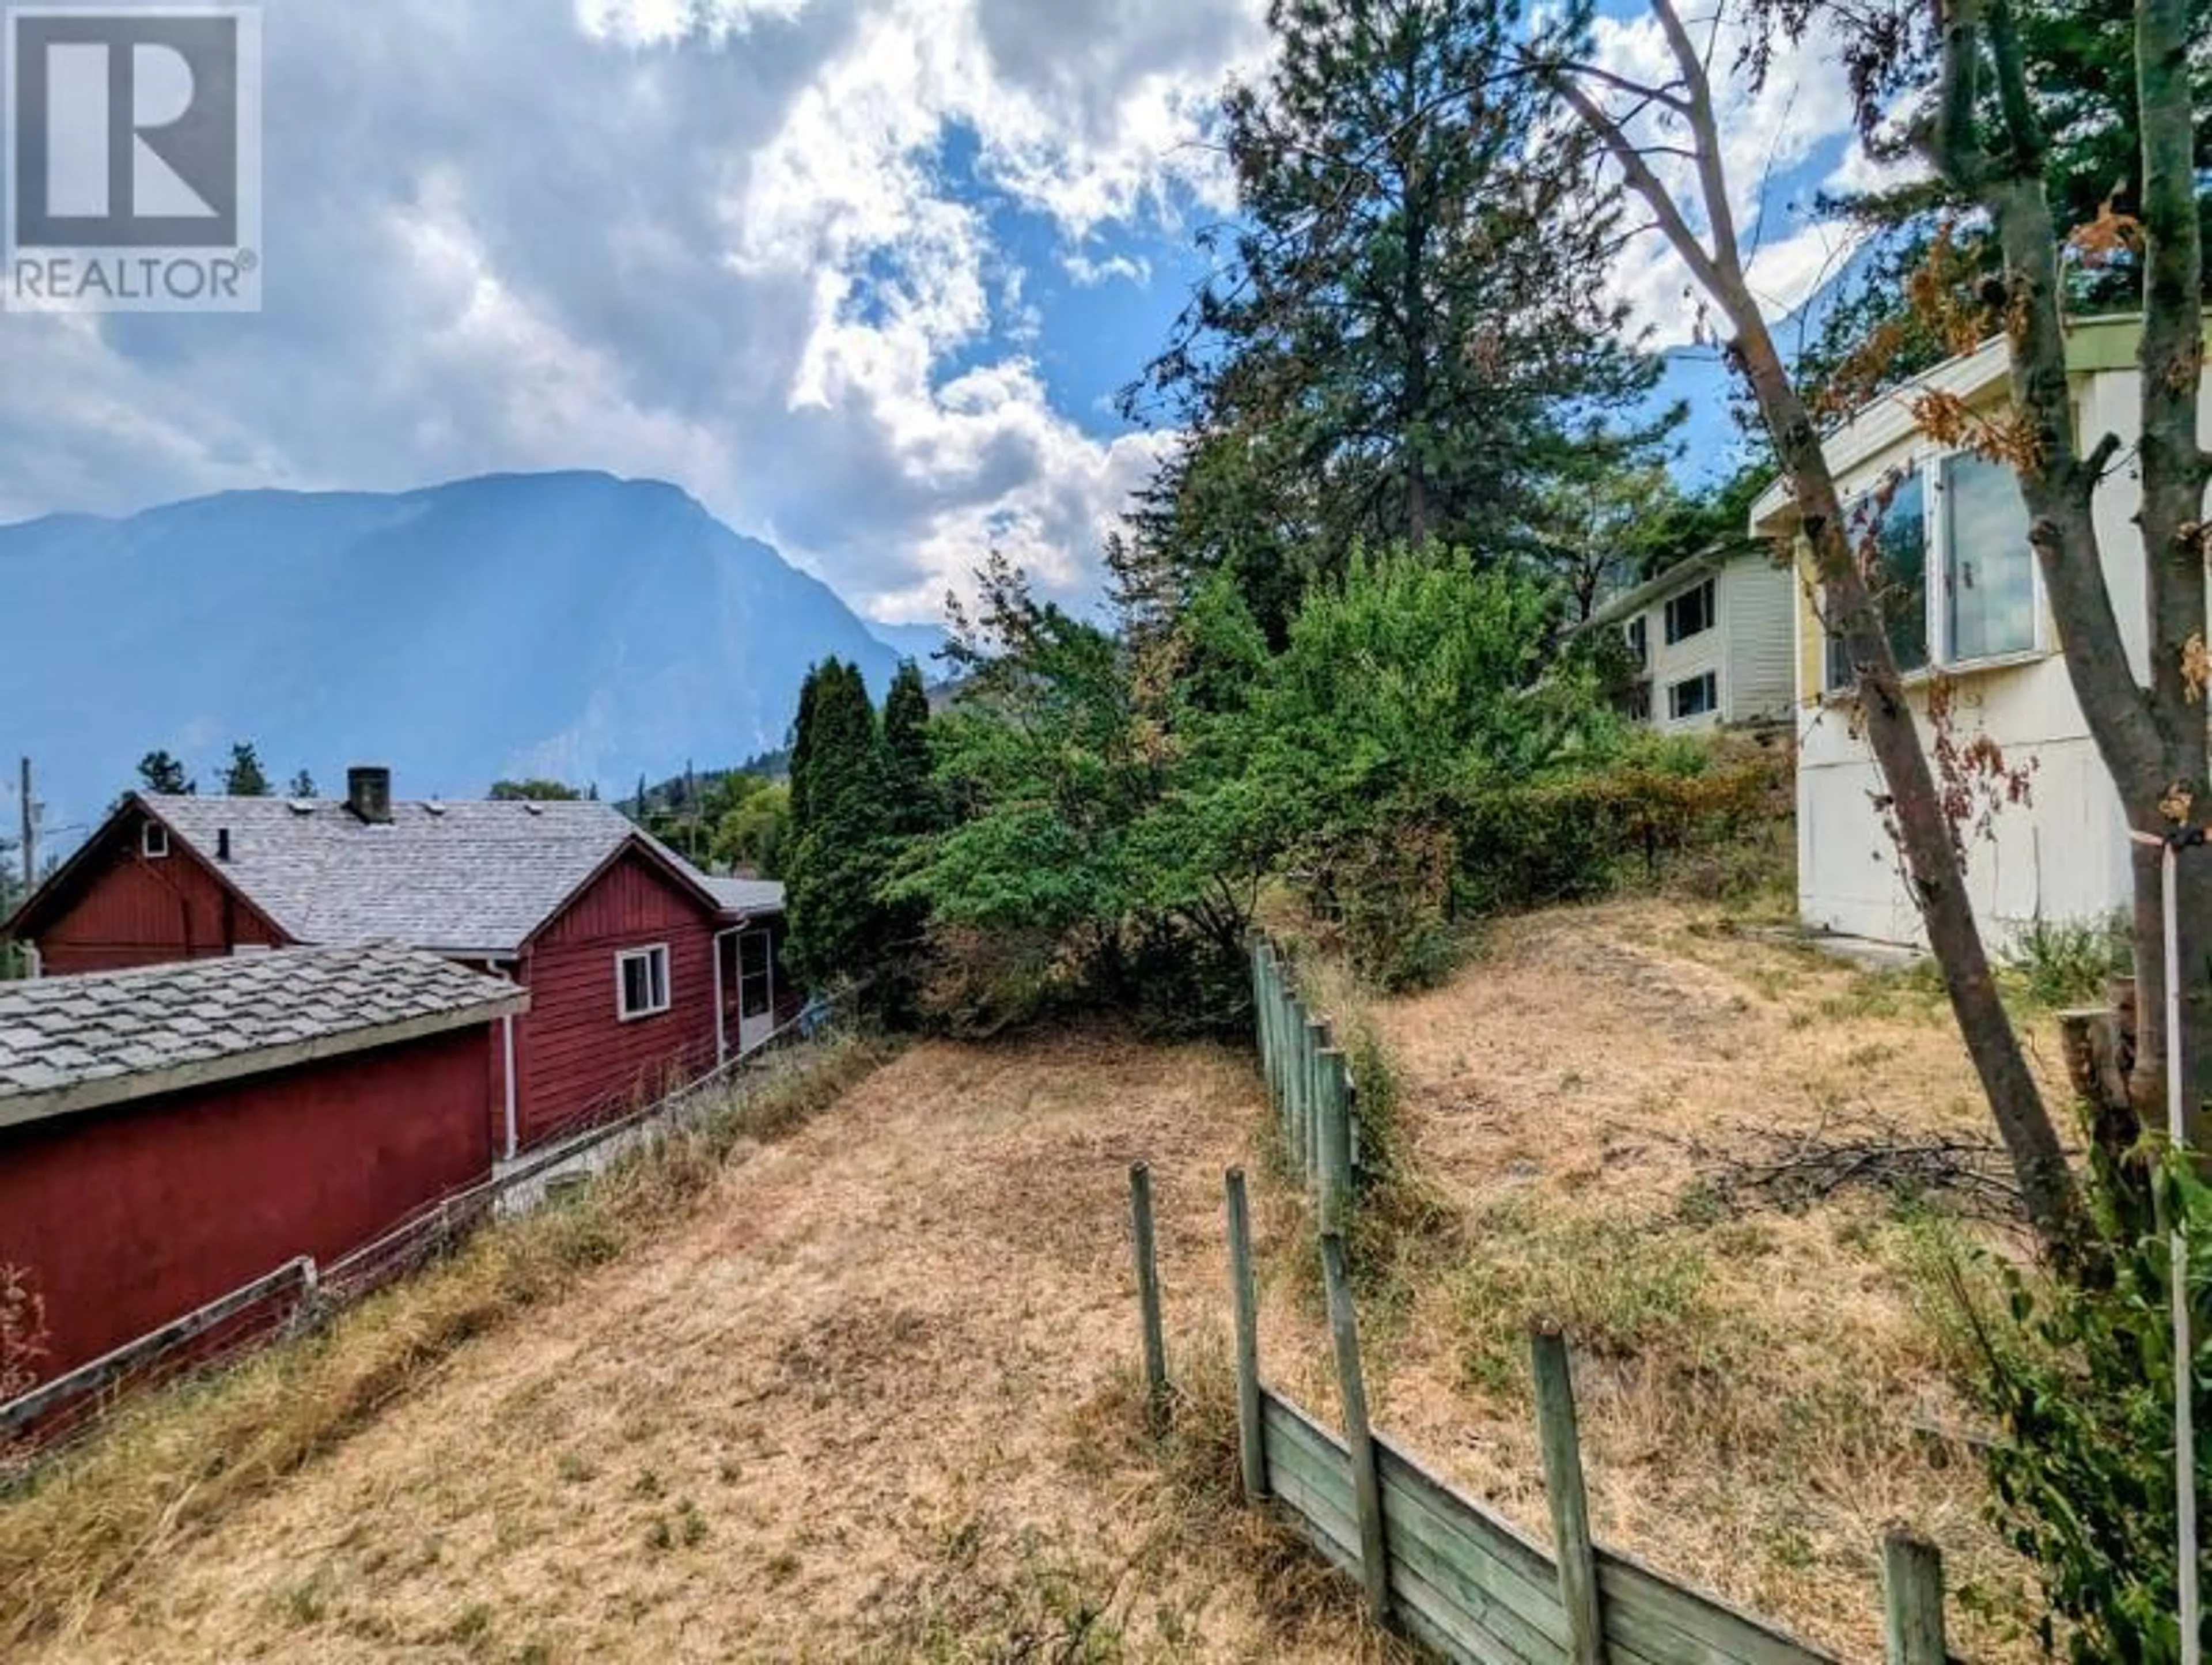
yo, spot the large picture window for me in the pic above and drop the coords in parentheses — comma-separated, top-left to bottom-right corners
(1826, 469, 1928, 690)
(1942, 453, 2037, 661)
(616, 944, 671, 1021)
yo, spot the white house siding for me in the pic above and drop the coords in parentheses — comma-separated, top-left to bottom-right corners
(1794, 669, 2133, 948)
(1721, 558, 1794, 722)
(1647, 582, 1727, 734)
(1773, 321, 2212, 951)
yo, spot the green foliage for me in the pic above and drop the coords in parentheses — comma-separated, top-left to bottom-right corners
(710, 782, 790, 878)
(1119, 0, 1669, 640)
(1951, 1149, 2212, 1660)
(880, 661, 938, 838)
(136, 750, 194, 796)
(221, 743, 270, 797)
(286, 769, 316, 799)
(2004, 915, 2131, 1012)
(783, 660, 895, 992)
(487, 778, 583, 801)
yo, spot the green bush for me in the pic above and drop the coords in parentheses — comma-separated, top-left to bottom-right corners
(1952, 1147, 2212, 1660)
(1457, 740, 1791, 917)
(2005, 914, 2131, 1011)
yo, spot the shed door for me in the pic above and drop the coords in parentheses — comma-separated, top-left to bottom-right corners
(737, 926, 775, 1055)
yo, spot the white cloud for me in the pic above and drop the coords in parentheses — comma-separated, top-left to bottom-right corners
(1061, 249, 1153, 287)
(0, 0, 1273, 620)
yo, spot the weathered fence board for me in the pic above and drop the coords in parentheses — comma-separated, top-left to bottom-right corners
(1249, 937, 1362, 1220)
(1192, 1143, 1931, 1665)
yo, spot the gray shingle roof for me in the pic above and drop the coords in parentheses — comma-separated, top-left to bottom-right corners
(0, 945, 528, 1127)
(142, 795, 772, 956)
(700, 874, 786, 915)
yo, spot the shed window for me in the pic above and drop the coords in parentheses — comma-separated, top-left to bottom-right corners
(1663, 578, 1715, 645)
(616, 945, 671, 1020)
(1942, 453, 2037, 661)
(1668, 671, 1719, 721)
(1826, 468, 1929, 691)
(141, 821, 169, 858)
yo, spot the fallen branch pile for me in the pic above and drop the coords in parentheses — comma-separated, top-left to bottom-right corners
(1692, 1108, 2021, 1223)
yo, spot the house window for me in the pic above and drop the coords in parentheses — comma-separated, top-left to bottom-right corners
(1825, 468, 1929, 690)
(1623, 615, 1648, 670)
(1942, 453, 2037, 661)
(616, 944, 671, 1020)
(1663, 578, 1715, 645)
(738, 928, 774, 1020)
(1669, 671, 1719, 721)
(141, 821, 169, 858)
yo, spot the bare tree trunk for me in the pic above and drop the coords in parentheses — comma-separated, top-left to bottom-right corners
(1550, 0, 2083, 1257)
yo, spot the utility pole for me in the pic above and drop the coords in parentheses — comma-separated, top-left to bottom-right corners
(16, 756, 31, 892)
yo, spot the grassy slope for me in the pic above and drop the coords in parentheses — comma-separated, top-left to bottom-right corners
(3, 1030, 1391, 1664)
(1245, 898, 2056, 1663)
(2, 904, 2065, 1662)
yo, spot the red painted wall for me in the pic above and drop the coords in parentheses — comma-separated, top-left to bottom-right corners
(513, 850, 722, 1148)
(29, 813, 286, 975)
(0, 1026, 497, 1386)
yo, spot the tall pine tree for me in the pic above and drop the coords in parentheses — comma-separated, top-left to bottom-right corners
(222, 742, 270, 796)
(783, 660, 892, 990)
(880, 661, 940, 837)
(1120, 0, 1668, 639)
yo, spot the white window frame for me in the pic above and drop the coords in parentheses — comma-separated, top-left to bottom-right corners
(141, 820, 170, 858)
(1934, 449, 2045, 669)
(1668, 670, 1719, 722)
(1822, 445, 2047, 698)
(615, 943, 672, 1021)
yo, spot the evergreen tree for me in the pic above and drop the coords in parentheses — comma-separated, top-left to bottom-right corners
(880, 661, 940, 837)
(1121, 0, 1669, 639)
(286, 769, 317, 798)
(137, 751, 194, 796)
(222, 741, 270, 797)
(783, 660, 892, 990)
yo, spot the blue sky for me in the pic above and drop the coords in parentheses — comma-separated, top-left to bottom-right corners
(0, 0, 1883, 620)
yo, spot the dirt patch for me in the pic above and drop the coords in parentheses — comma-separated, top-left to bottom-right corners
(14, 1031, 1382, 1664)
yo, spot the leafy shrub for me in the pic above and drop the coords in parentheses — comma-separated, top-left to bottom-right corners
(1950, 1148, 2212, 1660)
(2005, 914, 2130, 1011)
(1458, 739, 1791, 916)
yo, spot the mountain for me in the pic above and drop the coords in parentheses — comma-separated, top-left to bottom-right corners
(0, 471, 904, 845)
(864, 618, 954, 668)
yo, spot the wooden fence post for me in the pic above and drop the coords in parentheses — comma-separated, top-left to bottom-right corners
(1532, 1322, 1605, 1664)
(1306, 1016, 1330, 1189)
(1320, 1231, 1391, 1623)
(1881, 1528, 1946, 1665)
(1225, 1168, 1268, 1503)
(1286, 995, 1308, 1165)
(1319, 1049, 1351, 1225)
(1130, 1163, 1168, 1431)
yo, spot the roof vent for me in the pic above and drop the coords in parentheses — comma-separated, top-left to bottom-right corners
(425, 799, 446, 818)
(346, 766, 393, 825)
(216, 828, 232, 862)
(523, 801, 544, 817)
(286, 799, 316, 816)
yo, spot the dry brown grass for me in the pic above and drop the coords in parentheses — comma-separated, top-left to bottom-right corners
(1, 1027, 1387, 1663)
(1244, 896, 2058, 1664)
(0, 1031, 896, 1653)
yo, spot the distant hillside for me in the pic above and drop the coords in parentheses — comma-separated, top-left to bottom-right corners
(864, 618, 955, 668)
(0, 471, 904, 840)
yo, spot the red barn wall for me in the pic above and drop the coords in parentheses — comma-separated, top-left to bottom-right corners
(513, 852, 720, 1148)
(0, 1026, 497, 1385)
(31, 818, 286, 975)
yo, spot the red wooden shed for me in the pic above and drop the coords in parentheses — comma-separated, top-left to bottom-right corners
(0, 945, 527, 1390)
(3, 769, 794, 1153)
